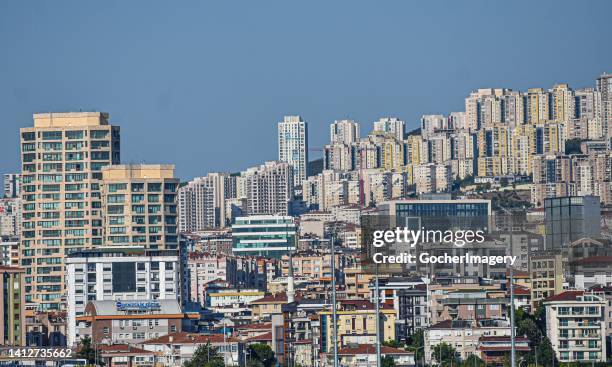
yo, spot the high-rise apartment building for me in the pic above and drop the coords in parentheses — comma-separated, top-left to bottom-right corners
(527, 88, 551, 124)
(244, 161, 294, 216)
(420, 115, 447, 139)
(596, 73, 612, 139)
(373, 117, 405, 140)
(19, 112, 120, 310)
(330, 119, 360, 144)
(278, 115, 308, 186)
(178, 173, 231, 232)
(101, 164, 179, 249)
(550, 83, 575, 123)
(3, 173, 20, 198)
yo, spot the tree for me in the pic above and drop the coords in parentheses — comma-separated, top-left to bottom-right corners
(76, 336, 102, 366)
(381, 355, 396, 367)
(408, 330, 425, 364)
(460, 354, 485, 367)
(183, 343, 224, 367)
(534, 337, 557, 367)
(382, 340, 403, 348)
(247, 343, 276, 367)
(533, 304, 547, 334)
(432, 343, 457, 367)
(517, 318, 542, 344)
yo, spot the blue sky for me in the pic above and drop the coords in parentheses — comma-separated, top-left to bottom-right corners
(1, 1, 611, 180)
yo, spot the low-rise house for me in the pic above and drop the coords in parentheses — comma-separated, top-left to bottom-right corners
(478, 336, 530, 364)
(424, 319, 512, 362)
(141, 332, 244, 366)
(331, 345, 415, 367)
(98, 344, 157, 367)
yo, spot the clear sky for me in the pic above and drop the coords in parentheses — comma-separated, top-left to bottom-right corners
(1, 1, 611, 180)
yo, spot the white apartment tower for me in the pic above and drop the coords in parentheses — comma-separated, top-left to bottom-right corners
(244, 161, 294, 216)
(373, 117, 405, 140)
(278, 115, 308, 186)
(330, 119, 360, 144)
(178, 173, 231, 232)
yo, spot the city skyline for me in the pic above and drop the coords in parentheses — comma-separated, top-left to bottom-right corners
(1, 1, 612, 179)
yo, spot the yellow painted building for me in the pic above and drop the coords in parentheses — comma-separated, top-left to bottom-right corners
(319, 300, 396, 353)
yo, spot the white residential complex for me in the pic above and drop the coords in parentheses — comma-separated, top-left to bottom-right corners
(65, 247, 184, 346)
(179, 173, 232, 232)
(545, 291, 607, 363)
(244, 161, 294, 216)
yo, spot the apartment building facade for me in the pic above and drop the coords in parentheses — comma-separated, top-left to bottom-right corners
(20, 112, 120, 311)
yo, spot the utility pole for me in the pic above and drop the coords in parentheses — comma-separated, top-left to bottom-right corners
(501, 208, 517, 367)
(510, 264, 516, 367)
(374, 263, 381, 367)
(331, 234, 339, 367)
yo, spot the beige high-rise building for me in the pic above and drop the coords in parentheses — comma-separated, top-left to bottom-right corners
(527, 88, 551, 124)
(20, 112, 120, 311)
(551, 83, 575, 123)
(101, 164, 179, 249)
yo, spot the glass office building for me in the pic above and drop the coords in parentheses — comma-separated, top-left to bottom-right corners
(379, 199, 492, 232)
(232, 215, 296, 258)
(544, 196, 601, 250)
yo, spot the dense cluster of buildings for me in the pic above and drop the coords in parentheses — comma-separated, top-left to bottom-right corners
(0, 72, 611, 366)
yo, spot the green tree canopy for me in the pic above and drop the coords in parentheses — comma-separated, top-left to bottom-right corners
(381, 355, 396, 367)
(433, 343, 458, 367)
(76, 336, 102, 366)
(183, 343, 224, 367)
(460, 354, 485, 367)
(247, 343, 276, 367)
(408, 329, 425, 363)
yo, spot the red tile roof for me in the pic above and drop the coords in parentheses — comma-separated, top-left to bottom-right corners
(236, 322, 272, 330)
(247, 332, 272, 342)
(544, 291, 584, 302)
(479, 336, 529, 342)
(338, 345, 413, 356)
(98, 344, 154, 355)
(143, 332, 237, 344)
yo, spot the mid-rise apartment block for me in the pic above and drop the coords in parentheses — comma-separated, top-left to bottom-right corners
(232, 215, 296, 258)
(0, 266, 26, 346)
(19, 112, 120, 310)
(101, 164, 179, 249)
(65, 247, 185, 346)
(545, 291, 607, 363)
(529, 252, 564, 309)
